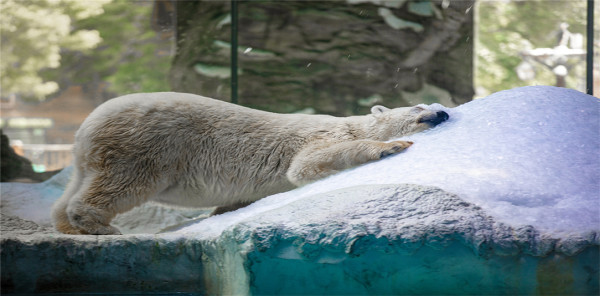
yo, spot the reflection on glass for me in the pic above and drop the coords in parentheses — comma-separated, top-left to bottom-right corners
(0, 0, 596, 177)
(475, 0, 591, 97)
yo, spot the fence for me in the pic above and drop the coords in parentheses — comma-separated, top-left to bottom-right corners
(13, 144, 74, 172)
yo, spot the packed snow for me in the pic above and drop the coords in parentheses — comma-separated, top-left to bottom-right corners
(179, 86, 599, 238)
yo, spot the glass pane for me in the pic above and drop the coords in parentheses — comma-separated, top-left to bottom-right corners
(1, 0, 596, 179)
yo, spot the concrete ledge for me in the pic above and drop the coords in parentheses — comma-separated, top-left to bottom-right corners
(1, 215, 205, 294)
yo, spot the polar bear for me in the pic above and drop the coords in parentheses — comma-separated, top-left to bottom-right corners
(52, 92, 448, 235)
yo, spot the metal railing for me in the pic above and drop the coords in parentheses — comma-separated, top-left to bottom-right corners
(13, 144, 74, 172)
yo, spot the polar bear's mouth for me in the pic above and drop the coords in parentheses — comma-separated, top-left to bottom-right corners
(417, 111, 449, 126)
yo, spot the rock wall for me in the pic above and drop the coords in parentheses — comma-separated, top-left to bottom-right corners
(169, 0, 474, 115)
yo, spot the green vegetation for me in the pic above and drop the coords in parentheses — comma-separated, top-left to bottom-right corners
(476, 0, 588, 96)
(0, 0, 108, 101)
(65, 0, 172, 95)
(49, 0, 171, 95)
(1, 0, 172, 102)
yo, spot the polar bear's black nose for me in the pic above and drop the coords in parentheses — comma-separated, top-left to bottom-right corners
(436, 111, 449, 123)
(419, 111, 449, 126)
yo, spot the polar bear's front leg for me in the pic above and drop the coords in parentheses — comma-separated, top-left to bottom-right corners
(286, 140, 412, 186)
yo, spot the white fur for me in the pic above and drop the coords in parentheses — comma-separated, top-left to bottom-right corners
(52, 92, 444, 234)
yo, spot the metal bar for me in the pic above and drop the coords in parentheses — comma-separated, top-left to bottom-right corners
(587, 0, 594, 95)
(231, 0, 239, 104)
(19, 144, 74, 151)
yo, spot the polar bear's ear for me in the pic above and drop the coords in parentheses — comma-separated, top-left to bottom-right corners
(371, 105, 390, 114)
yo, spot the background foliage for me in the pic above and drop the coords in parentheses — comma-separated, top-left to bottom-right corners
(476, 0, 588, 96)
(54, 0, 172, 98)
(0, 0, 108, 101)
(1, 0, 171, 102)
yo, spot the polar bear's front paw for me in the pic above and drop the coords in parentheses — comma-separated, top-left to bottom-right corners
(380, 141, 413, 158)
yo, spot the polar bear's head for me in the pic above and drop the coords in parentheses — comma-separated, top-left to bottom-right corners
(370, 105, 449, 138)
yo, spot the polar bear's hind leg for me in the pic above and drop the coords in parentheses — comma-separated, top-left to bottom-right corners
(52, 166, 86, 234)
(65, 171, 163, 235)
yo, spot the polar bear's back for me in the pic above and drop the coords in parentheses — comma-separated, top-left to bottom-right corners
(71, 92, 313, 204)
(78, 92, 256, 133)
(76, 92, 278, 148)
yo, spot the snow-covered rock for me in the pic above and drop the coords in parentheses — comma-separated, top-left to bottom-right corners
(1, 86, 598, 294)
(196, 184, 598, 295)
